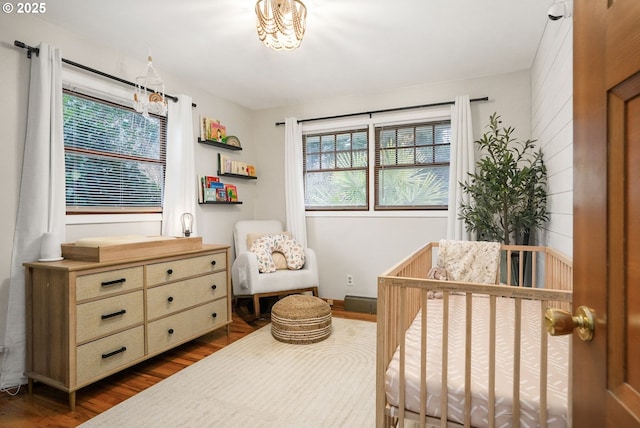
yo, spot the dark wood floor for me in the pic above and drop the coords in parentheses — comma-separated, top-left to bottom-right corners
(0, 306, 376, 428)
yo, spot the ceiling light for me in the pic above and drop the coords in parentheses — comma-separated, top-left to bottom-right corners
(255, 0, 307, 51)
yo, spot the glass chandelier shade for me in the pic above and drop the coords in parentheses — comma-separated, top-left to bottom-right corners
(255, 0, 307, 51)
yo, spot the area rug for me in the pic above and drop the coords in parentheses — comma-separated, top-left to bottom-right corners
(80, 317, 376, 428)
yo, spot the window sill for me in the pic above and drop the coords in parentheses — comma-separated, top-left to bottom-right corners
(305, 210, 448, 219)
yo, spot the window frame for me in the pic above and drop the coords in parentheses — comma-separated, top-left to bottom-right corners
(302, 128, 370, 211)
(62, 67, 169, 221)
(301, 109, 452, 215)
(374, 120, 451, 211)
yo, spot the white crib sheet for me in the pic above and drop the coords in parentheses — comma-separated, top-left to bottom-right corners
(385, 295, 570, 428)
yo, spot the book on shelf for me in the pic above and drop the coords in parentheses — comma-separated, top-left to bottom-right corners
(218, 153, 255, 177)
(200, 116, 227, 143)
(206, 182, 225, 202)
(205, 175, 220, 187)
(224, 184, 238, 202)
(218, 153, 233, 175)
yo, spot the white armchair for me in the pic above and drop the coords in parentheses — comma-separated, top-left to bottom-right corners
(231, 220, 319, 321)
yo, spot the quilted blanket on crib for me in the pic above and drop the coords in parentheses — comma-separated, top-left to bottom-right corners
(385, 295, 570, 428)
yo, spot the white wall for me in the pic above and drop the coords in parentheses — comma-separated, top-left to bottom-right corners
(252, 70, 533, 300)
(0, 15, 255, 360)
(531, 16, 573, 257)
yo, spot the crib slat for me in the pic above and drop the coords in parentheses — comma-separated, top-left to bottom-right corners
(489, 296, 496, 428)
(506, 249, 513, 286)
(464, 293, 472, 428)
(441, 291, 449, 428)
(419, 289, 428, 428)
(399, 290, 406, 427)
(518, 250, 524, 287)
(540, 300, 549, 428)
(513, 298, 522, 428)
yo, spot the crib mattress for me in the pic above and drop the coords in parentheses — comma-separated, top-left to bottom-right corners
(385, 295, 569, 428)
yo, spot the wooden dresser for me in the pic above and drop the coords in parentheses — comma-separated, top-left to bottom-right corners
(24, 244, 231, 410)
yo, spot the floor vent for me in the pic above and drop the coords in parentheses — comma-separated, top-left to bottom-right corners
(344, 295, 377, 314)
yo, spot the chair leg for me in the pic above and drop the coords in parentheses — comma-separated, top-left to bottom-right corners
(312, 287, 318, 296)
(253, 295, 261, 320)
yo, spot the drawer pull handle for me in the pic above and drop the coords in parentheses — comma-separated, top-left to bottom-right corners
(168, 328, 174, 335)
(101, 309, 127, 320)
(167, 296, 174, 302)
(167, 269, 173, 275)
(211, 312, 217, 318)
(102, 346, 126, 359)
(211, 260, 217, 266)
(101, 278, 126, 287)
(211, 284, 217, 290)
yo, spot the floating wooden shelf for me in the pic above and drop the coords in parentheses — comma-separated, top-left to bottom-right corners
(199, 201, 243, 205)
(217, 172, 258, 180)
(198, 138, 242, 151)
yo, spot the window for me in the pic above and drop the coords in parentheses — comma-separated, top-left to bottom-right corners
(303, 129, 369, 210)
(63, 90, 167, 214)
(375, 121, 451, 209)
(302, 118, 451, 211)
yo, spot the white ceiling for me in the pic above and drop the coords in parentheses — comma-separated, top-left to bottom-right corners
(34, 0, 557, 110)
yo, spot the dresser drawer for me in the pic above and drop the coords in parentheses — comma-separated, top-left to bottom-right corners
(76, 291, 144, 344)
(76, 325, 144, 386)
(76, 266, 143, 302)
(147, 272, 227, 321)
(147, 299, 228, 355)
(145, 252, 226, 286)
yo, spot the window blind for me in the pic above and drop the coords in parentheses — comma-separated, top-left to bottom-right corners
(63, 90, 167, 213)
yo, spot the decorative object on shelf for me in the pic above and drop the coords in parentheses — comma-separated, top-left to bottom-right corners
(133, 55, 167, 117)
(180, 212, 194, 237)
(225, 135, 242, 148)
(255, 0, 307, 51)
(200, 116, 226, 143)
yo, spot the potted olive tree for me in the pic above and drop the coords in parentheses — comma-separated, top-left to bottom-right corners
(459, 113, 548, 284)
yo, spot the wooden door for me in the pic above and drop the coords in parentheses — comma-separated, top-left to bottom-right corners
(574, 0, 640, 426)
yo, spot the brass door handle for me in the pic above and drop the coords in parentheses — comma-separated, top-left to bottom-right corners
(545, 306, 595, 342)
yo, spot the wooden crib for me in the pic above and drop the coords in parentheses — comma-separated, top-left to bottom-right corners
(376, 242, 573, 428)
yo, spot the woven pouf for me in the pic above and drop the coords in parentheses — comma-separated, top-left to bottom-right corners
(271, 295, 332, 344)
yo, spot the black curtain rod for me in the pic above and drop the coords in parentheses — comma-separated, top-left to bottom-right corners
(274, 96, 489, 126)
(14, 40, 197, 108)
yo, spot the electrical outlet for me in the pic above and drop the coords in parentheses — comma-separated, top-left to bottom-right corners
(346, 274, 354, 286)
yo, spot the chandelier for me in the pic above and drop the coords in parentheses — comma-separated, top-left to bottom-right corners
(255, 0, 307, 51)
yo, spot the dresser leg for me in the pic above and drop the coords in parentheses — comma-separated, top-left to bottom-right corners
(28, 378, 33, 395)
(69, 391, 76, 411)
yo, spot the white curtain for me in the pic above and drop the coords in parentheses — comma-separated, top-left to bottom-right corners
(447, 95, 475, 241)
(284, 117, 307, 247)
(1, 44, 66, 389)
(162, 95, 197, 237)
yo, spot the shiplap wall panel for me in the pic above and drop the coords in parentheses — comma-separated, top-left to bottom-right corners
(531, 14, 573, 258)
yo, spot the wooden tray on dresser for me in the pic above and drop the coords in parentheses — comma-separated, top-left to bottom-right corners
(61, 236, 203, 262)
